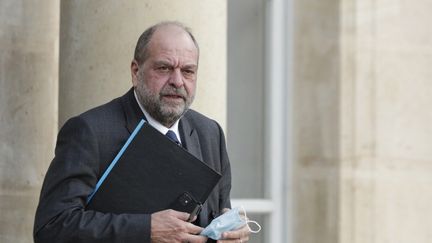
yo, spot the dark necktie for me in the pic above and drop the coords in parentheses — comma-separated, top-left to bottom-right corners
(165, 130, 181, 145)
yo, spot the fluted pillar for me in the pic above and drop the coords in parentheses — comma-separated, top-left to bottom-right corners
(0, 1, 59, 242)
(59, 0, 227, 128)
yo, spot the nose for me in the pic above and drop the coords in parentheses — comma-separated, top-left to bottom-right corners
(168, 68, 184, 88)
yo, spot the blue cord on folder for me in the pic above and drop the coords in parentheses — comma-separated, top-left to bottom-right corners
(86, 119, 146, 204)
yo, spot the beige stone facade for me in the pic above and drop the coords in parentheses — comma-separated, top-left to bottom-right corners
(0, 1, 59, 242)
(293, 0, 432, 243)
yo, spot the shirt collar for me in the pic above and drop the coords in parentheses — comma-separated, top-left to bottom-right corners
(134, 90, 182, 143)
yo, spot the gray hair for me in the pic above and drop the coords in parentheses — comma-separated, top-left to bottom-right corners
(133, 21, 199, 65)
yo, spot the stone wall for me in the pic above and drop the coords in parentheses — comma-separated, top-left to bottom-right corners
(0, 1, 59, 242)
(293, 0, 432, 242)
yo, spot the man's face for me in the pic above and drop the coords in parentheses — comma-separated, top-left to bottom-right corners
(132, 25, 199, 127)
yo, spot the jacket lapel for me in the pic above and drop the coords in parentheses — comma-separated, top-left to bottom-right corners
(179, 115, 210, 227)
(120, 88, 146, 133)
(179, 115, 203, 161)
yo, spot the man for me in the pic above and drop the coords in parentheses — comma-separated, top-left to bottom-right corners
(34, 22, 250, 243)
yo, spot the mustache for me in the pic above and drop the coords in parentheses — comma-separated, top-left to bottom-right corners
(160, 87, 187, 99)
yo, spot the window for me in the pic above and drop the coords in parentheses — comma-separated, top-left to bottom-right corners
(228, 0, 292, 242)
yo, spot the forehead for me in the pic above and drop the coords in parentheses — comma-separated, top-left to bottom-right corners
(147, 25, 198, 62)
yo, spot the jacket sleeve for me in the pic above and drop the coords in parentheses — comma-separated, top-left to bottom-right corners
(33, 116, 151, 243)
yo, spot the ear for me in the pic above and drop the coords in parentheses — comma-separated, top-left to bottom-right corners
(131, 60, 140, 87)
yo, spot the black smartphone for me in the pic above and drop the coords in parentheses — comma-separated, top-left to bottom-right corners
(170, 192, 202, 222)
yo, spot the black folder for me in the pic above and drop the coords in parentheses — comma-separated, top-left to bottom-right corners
(86, 119, 222, 215)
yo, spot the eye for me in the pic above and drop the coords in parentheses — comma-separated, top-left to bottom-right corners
(157, 66, 170, 72)
(182, 69, 196, 76)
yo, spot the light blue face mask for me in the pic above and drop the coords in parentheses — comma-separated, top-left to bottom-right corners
(200, 206, 261, 240)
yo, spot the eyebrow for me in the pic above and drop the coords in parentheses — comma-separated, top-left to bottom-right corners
(153, 60, 197, 69)
(182, 64, 198, 70)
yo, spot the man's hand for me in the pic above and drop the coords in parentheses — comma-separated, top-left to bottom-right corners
(216, 208, 251, 243)
(151, 209, 208, 243)
(216, 224, 250, 243)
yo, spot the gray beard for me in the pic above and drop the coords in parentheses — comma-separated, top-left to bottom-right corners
(135, 83, 194, 127)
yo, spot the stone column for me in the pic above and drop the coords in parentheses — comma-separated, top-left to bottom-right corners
(0, 1, 59, 242)
(339, 1, 432, 243)
(292, 1, 341, 243)
(292, 0, 432, 243)
(59, 0, 227, 128)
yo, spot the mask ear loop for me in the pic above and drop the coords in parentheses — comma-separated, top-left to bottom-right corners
(246, 220, 261, 233)
(240, 206, 262, 234)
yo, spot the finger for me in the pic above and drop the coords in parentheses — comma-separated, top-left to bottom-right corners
(221, 225, 250, 239)
(185, 222, 204, 235)
(168, 209, 191, 221)
(189, 215, 197, 222)
(221, 235, 249, 243)
(217, 239, 246, 243)
(185, 233, 208, 243)
(221, 229, 241, 239)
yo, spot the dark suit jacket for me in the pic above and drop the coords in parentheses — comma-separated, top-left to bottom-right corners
(34, 88, 232, 243)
